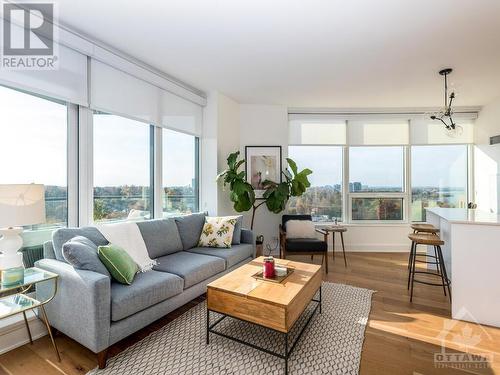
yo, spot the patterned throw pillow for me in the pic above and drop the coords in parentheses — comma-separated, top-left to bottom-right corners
(198, 216, 238, 248)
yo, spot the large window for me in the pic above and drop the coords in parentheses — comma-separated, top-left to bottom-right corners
(349, 146, 404, 192)
(162, 129, 199, 216)
(411, 145, 468, 221)
(349, 146, 405, 221)
(93, 113, 152, 222)
(287, 146, 343, 222)
(0, 85, 68, 229)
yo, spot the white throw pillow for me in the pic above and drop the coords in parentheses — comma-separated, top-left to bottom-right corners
(286, 220, 317, 239)
(198, 216, 238, 248)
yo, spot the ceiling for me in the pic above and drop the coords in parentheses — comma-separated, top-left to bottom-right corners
(55, 0, 500, 107)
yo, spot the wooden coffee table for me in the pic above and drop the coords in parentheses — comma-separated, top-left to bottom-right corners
(206, 257, 322, 375)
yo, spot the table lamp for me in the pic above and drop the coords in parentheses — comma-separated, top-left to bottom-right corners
(0, 184, 45, 285)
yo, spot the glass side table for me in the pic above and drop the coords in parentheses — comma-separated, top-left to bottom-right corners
(0, 267, 60, 361)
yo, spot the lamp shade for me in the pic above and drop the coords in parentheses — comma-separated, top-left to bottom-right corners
(0, 184, 46, 228)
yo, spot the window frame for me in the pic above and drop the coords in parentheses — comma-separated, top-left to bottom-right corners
(91, 111, 155, 223)
(161, 127, 200, 217)
(287, 144, 344, 222)
(0, 84, 77, 234)
(409, 143, 471, 223)
(347, 145, 408, 224)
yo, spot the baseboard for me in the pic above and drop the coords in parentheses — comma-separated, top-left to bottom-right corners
(340, 244, 408, 252)
(0, 310, 47, 354)
(271, 246, 408, 256)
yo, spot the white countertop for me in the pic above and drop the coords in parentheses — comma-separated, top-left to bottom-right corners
(426, 207, 500, 226)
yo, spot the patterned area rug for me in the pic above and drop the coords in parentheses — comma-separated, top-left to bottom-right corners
(88, 282, 374, 375)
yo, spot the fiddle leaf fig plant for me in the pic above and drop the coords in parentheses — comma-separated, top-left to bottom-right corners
(262, 158, 312, 214)
(217, 151, 312, 230)
(217, 152, 255, 212)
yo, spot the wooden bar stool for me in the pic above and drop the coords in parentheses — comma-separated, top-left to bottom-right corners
(408, 224, 439, 270)
(407, 233, 451, 302)
(411, 223, 439, 234)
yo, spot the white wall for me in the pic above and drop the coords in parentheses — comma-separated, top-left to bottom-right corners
(217, 94, 241, 216)
(474, 96, 500, 213)
(239, 105, 289, 250)
(201, 91, 219, 215)
(201, 91, 241, 216)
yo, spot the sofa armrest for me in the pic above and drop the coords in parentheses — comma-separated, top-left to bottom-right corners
(240, 229, 255, 245)
(240, 229, 256, 258)
(35, 258, 111, 353)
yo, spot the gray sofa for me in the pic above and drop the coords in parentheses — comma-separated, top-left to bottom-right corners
(35, 213, 255, 368)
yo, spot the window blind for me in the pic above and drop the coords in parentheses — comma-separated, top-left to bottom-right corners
(91, 60, 203, 135)
(159, 89, 202, 136)
(288, 114, 346, 145)
(348, 120, 409, 145)
(0, 24, 88, 106)
(410, 120, 474, 144)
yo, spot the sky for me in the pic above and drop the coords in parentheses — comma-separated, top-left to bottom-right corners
(0, 85, 196, 188)
(93, 116, 197, 187)
(288, 144, 467, 189)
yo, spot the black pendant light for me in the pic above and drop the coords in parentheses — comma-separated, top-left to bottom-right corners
(430, 68, 463, 137)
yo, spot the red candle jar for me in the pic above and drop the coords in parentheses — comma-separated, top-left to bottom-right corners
(263, 257, 275, 278)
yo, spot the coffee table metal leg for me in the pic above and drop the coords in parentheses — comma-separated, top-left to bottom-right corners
(284, 332, 288, 375)
(207, 288, 321, 374)
(319, 285, 322, 314)
(206, 309, 210, 345)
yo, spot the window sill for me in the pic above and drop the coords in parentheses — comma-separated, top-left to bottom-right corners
(315, 222, 410, 227)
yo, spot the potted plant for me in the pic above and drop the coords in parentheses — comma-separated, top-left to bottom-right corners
(217, 151, 312, 254)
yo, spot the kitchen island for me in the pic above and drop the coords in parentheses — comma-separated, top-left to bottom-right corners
(426, 207, 500, 327)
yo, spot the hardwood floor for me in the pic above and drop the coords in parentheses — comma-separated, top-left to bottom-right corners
(1, 252, 499, 374)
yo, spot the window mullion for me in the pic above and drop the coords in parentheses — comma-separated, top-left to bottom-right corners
(343, 146, 349, 223)
(67, 104, 79, 227)
(78, 106, 94, 226)
(153, 126, 163, 219)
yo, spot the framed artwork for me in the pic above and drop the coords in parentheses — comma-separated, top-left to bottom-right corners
(245, 146, 282, 198)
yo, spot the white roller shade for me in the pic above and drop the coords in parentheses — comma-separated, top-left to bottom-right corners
(90, 60, 160, 124)
(91, 60, 203, 134)
(0, 41, 87, 105)
(289, 114, 346, 145)
(159, 89, 202, 136)
(411, 120, 474, 144)
(348, 120, 409, 145)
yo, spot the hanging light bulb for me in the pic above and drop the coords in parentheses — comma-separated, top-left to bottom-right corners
(430, 68, 463, 137)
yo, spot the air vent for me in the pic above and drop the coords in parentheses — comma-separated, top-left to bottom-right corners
(490, 135, 500, 145)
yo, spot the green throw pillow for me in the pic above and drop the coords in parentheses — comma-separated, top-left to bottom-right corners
(98, 244, 138, 285)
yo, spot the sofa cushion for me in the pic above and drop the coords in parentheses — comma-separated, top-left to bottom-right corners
(62, 236, 110, 278)
(153, 251, 225, 288)
(110, 270, 183, 321)
(286, 238, 327, 252)
(198, 216, 238, 248)
(174, 212, 206, 250)
(232, 216, 243, 245)
(98, 244, 139, 285)
(136, 219, 183, 258)
(52, 227, 109, 262)
(187, 244, 253, 268)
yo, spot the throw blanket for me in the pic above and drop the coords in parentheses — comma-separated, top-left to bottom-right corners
(96, 222, 157, 272)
